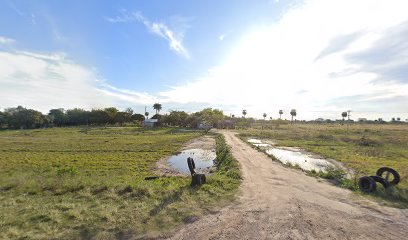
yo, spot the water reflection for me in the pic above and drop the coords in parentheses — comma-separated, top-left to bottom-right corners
(248, 138, 334, 172)
(168, 149, 216, 174)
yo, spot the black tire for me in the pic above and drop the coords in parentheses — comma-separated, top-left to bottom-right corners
(358, 176, 376, 193)
(376, 167, 400, 185)
(191, 174, 206, 186)
(195, 174, 206, 185)
(369, 175, 390, 189)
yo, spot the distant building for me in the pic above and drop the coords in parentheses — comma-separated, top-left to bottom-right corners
(143, 119, 158, 127)
(358, 118, 367, 122)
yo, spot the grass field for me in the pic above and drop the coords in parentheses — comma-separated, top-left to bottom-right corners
(0, 127, 240, 239)
(239, 122, 408, 205)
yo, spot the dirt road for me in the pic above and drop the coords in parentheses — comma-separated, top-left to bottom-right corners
(170, 131, 408, 239)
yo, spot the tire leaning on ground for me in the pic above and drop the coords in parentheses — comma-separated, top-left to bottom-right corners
(369, 175, 390, 189)
(358, 176, 376, 193)
(376, 167, 400, 186)
(192, 174, 207, 186)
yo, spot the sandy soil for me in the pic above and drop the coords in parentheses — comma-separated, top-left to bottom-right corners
(154, 135, 216, 176)
(169, 130, 408, 239)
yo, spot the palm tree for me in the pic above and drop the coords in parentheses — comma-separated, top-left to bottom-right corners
(290, 109, 297, 122)
(242, 110, 247, 118)
(153, 103, 162, 115)
(279, 110, 283, 119)
(263, 113, 267, 120)
(341, 112, 347, 121)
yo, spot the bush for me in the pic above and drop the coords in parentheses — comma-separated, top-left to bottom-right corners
(56, 166, 79, 176)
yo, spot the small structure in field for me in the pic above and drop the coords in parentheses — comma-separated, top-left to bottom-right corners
(143, 119, 158, 127)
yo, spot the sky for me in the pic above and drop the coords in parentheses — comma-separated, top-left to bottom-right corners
(1, 0, 408, 121)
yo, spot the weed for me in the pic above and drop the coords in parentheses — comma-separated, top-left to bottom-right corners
(57, 166, 79, 176)
(0, 127, 241, 239)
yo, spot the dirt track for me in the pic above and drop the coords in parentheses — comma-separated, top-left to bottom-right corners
(170, 131, 408, 239)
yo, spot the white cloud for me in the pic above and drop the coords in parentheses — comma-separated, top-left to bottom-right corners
(0, 50, 159, 113)
(31, 13, 36, 25)
(106, 10, 190, 59)
(159, 0, 408, 120)
(0, 36, 15, 45)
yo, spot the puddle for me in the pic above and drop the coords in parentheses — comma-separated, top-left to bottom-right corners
(266, 148, 334, 171)
(253, 143, 272, 147)
(168, 149, 216, 174)
(248, 138, 262, 144)
(247, 138, 334, 172)
(248, 138, 272, 147)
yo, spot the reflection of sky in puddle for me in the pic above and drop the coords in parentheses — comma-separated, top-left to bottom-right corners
(249, 138, 271, 147)
(266, 148, 333, 171)
(253, 143, 271, 147)
(248, 138, 333, 172)
(168, 149, 216, 174)
(248, 138, 262, 144)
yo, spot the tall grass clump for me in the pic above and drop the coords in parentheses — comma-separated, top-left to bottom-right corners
(215, 135, 241, 180)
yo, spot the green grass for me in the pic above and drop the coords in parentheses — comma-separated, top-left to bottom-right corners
(239, 123, 408, 206)
(0, 127, 240, 239)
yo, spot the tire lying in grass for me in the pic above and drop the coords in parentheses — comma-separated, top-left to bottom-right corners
(358, 176, 376, 193)
(369, 175, 390, 189)
(376, 167, 400, 185)
(192, 174, 207, 186)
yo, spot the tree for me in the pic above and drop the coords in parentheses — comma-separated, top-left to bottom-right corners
(263, 113, 267, 120)
(89, 109, 109, 125)
(290, 109, 297, 122)
(0, 111, 5, 128)
(104, 107, 118, 124)
(195, 108, 224, 127)
(153, 103, 162, 115)
(131, 113, 145, 122)
(161, 111, 189, 126)
(48, 109, 67, 126)
(279, 110, 283, 119)
(67, 108, 89, 126)
(341, 112, 347, 122)
(4, 106, 45, 129)
(123, 108, 133, 122)
(242, 110, 247, 118)
(231, 114, 235, 118)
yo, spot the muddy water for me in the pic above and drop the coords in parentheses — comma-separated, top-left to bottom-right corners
(248, 138, 334, 172)
(266, 148, 334, 171)
(248, 138, 272, 147)
(168, 149, 216, 174)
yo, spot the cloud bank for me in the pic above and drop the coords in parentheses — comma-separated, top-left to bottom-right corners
(0, 36, 15, 45)
(0, 48, 159, 113)
(159, 0, 408, 120)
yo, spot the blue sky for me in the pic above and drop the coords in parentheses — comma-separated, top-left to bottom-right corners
(1, 0, 408, 120)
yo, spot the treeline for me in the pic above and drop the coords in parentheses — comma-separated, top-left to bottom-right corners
(0, 106, 144, 129)
(0, 106, 230, 129)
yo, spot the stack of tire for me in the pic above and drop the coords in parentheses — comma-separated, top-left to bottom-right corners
(187, 157, 206, 186)
(358, 167, 400, 193)
(191, 173, 207, 186)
